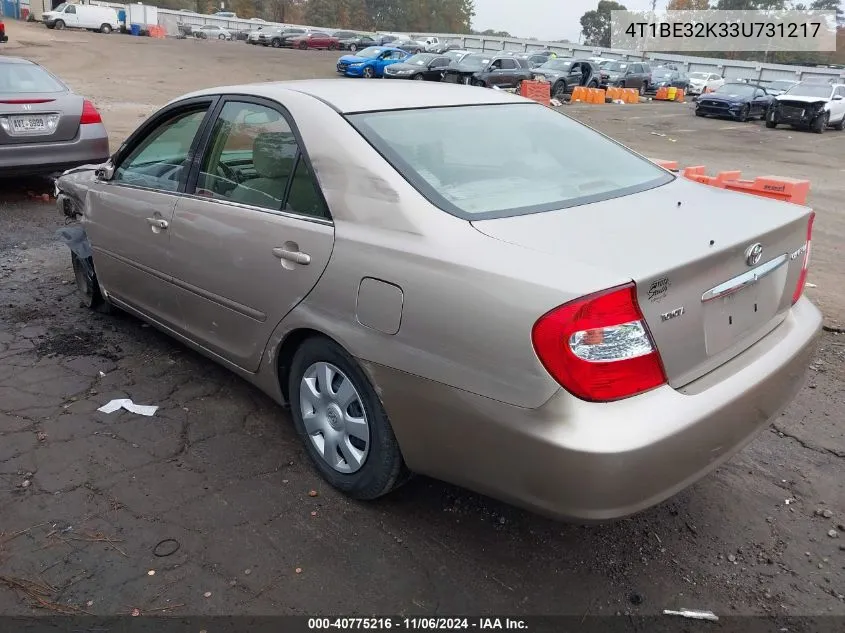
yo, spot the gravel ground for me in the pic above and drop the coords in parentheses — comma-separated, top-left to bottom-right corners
(1, 20, 844, 620)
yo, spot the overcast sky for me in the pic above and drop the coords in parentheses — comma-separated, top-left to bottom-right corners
(473, 0, 656, 42)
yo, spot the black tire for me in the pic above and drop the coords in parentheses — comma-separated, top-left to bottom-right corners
(587, 80, 598, 88)
(71, 253, 111, 314)
(836, 114, 845, 131)
(737, 104, 750, 122)
(812, 112, 828, 134)
(299, 40, 308, 49)
(472, 78, 486, 87)
(218, 33, 226, 40)
(54, 19, 65, 30)
(362, 66, 375, 79)
(695, 110, 705, 117)
(414, 48, 421, 54)
(349, 43, 357, 52)
(289, 337, 408, 500)
(552, 80, 567, 98)
(766, 109, 778, 128)
(412, 73, 424, 80)
(639, 83, 647, 96)
(328, 43, 336, 50)
(271, 38, 281, 48)
(514, 80, 523, 94)
(100, 23, 112, 34)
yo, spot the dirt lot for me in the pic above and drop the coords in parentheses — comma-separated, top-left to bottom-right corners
(1, 21, 844, 620)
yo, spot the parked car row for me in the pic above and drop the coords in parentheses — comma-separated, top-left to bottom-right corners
(695, 79, 845, 133)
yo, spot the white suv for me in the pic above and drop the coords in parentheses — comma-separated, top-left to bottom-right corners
(768, 81, 845, 133)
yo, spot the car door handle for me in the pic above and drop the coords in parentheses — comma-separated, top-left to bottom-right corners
(146, 217, 168, 230)
(272, 248, 311, 265)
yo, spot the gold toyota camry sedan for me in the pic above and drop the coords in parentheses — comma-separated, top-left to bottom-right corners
(55, 80, 822, 521)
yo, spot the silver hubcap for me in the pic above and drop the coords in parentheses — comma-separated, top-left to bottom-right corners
(300, 362, 370, 474)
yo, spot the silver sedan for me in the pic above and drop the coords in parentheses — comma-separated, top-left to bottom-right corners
(55, 80, 821, 521)
(0, 56, 109, 177)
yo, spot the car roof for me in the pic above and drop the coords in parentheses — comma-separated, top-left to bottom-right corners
(180, 79, 525, 114)
(0, 56, 34, 65)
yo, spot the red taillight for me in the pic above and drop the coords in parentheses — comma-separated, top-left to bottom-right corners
(80, 99, 102, 125)
(791, 211, 815, 305)
(531, 283, 667, 402)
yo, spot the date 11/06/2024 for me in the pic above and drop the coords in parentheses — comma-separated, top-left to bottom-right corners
(308, 618, 528, 630)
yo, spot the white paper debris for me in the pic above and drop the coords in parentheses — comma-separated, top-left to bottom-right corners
(98, 399, 159, 416)
(663, 609, 719, 621)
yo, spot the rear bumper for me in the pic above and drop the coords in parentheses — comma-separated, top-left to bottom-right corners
(0, 123, 109, 176)
(368, 298, 821, 521)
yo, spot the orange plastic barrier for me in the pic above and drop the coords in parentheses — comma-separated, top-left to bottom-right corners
(655, 86, 668, 100)
(624, 88, 639, 103)
(590, 88, 607, 103)
(681, 166, 810, 205)
(520, 80, 550, 106)
(606, 86, 620, 100)
(148, 25, 166, 39)
(571, 86, 588, 102)
(650, 159, 679, 171)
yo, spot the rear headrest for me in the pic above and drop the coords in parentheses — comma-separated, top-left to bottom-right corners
(253, 132, 295, 179)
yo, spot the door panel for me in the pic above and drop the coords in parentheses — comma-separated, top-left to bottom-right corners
(169, 99, 335, 371)
(85, 105, 211, 328)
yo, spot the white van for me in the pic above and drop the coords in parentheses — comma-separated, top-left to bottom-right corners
(42, 3, 120, 34)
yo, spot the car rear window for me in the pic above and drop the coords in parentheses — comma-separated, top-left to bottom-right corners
(0, 63, 65, 94)
(348, 103, 673, 220)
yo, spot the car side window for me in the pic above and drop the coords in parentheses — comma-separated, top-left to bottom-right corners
(196, 101, 297, 212)
(65, 5, 75, 13)
(836, 87, 845, 97)
(114, 107, 208, 192)
(432, 57, 450, 67)
(286, 154, 329, 219)
(500, 58, 517, 70)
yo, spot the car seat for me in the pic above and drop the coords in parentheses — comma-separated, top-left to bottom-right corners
(229, 132, 295, 209)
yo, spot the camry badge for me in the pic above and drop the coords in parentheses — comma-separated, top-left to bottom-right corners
(745, 243, 763, 267)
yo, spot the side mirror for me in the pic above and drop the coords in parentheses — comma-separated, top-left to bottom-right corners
(95, 162, 114, 181)
(833, 94, 843, 101)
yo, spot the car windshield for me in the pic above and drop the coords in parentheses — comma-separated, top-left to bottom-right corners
(0, 63, 66, 94)
(356, 47, 385, 59)
(784, 84, 833, 98)
(714, 84, 755, 97)
(53, 2, 67, 10)
(348, 103, 672, 220)
(540, 59, 572, 71)
(605, 62, 628, 72)
(405, 54, 435, 66)
(461, 54, 491, 69)
(652, 69, 673, 79)
(767, 80, 796, 91)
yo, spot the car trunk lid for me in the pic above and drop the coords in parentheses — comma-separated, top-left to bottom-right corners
(0, 91, 82, 145)
(471, 177, 812, 388)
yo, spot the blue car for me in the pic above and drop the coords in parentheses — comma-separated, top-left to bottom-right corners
(694, 82, 773, 122)
(336, 46, 409, 78)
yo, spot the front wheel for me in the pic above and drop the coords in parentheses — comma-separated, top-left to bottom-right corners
(552, 80, 567, 98)
(289, 337, 408, 500)
(362, 66, 375, 79)
(737, 105, 750, 122)
(412, 73, 424, 80)
(812, 111, 828, 134)
(54, 19, 65, 30)
(299, 41, 308, 49)
(639, 83, 647, 96)
(328, 43, 336, 50)
(514, 80, 523, 94)
(271, 38, 281, 48)
(766, 109, 778, 128)
(413, 48, 421, 54)
(472, 78, 486, 87)
(349, 43, 358, 52)
(100, 23, 112, 34)
(72, 253, 111, 314)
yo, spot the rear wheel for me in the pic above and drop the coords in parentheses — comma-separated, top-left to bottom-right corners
(472, 78, 486, 87)
(639, 83, 647, 96)
(836, 114, 845, 131)
(54, 19, 65, 30)
(328, 42, 336, 50)
(99, 23, 112, 34)
(299, 40, 308, 49)
(552, 80, 566, 98)
(412, 73, 424, 80)
(362, 66, 375, 79)
(349, 43, 358, 52)
(72, 253, 111, 314)
(218, 33, 226, 40)
(271, 38, 281, 48)
(514, 80, 523, 94)
(289, 337, 409, 500)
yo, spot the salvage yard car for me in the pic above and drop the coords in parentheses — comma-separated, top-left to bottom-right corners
(600, 60, 651, 95)
(531, 59, 601, 98)
(54, 80, 821, 522)
(766, 81, 845, 133)
(336, 46, 408, 78)
(695, 82, 772, 121)
(686, 72, 724, 95)
(0, 56, 109, 176)
(287, 31, 340, 50)
(383, 53, 453, 81)
(441, 53, 533, 88)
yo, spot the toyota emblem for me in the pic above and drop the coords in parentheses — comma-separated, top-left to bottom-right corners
(745, 243, 763, 267)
